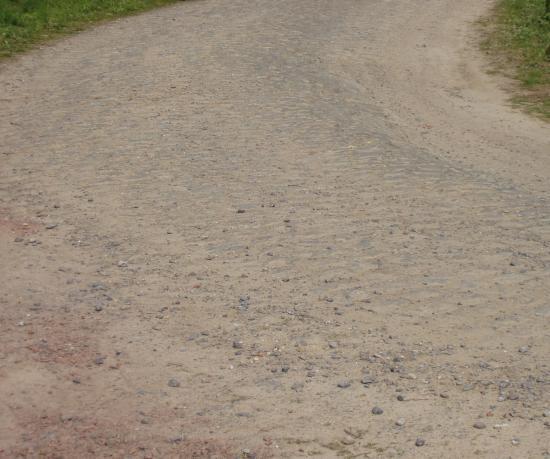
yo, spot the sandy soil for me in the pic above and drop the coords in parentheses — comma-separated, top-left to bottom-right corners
(0, 0, 549, 457)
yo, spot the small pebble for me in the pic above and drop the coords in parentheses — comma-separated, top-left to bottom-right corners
(518, 346, 529, 353)
(395, 418, 406, 426)
(291, 382, 304, 391)
(511, 438, 520, 446)
(473, 421, 486, 429)
(90, 282, 107, 291)
(241, 449, 256, 459)
(371, 406, 383, 415)
(397, 394, 405, 401)
(338, 380, 351, 389)
(415, 438, 425, 447)
(168, 378, 181, 388)
(361, 375, 375, 385)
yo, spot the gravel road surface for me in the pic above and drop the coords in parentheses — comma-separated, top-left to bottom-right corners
(1, 0, 549, 457)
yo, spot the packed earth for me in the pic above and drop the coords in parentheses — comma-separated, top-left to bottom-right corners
(1, 0, 549, 457)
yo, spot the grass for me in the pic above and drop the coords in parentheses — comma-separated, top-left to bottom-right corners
(481, 0, 550, 119)
(0, 0, 179, 58)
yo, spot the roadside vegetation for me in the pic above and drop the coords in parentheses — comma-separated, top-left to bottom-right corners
(0, 0, 179, 58)
(482, 0, 550, 119)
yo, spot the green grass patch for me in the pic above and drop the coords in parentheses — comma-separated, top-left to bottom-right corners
(482, 0, 550, 119)
(0, 0, 180, 58)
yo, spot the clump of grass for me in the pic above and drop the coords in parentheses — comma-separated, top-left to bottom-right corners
(0, 0, 179, 58)
(482, 0, 550, 119)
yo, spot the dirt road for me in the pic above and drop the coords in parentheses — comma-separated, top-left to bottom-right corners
(1, 0, 549, 457)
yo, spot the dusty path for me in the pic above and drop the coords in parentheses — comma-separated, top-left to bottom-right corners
(1, 0, 549, 457)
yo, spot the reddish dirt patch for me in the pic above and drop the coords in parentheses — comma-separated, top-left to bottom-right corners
(25, 320, 96, 367)
(8, 412, 268, 458)
(0, 315, 96, 369)
(0, 208, 40, 237)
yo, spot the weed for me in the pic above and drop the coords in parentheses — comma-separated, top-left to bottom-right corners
(0, 0, 180, 58)
(482, 0, 550, 119)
